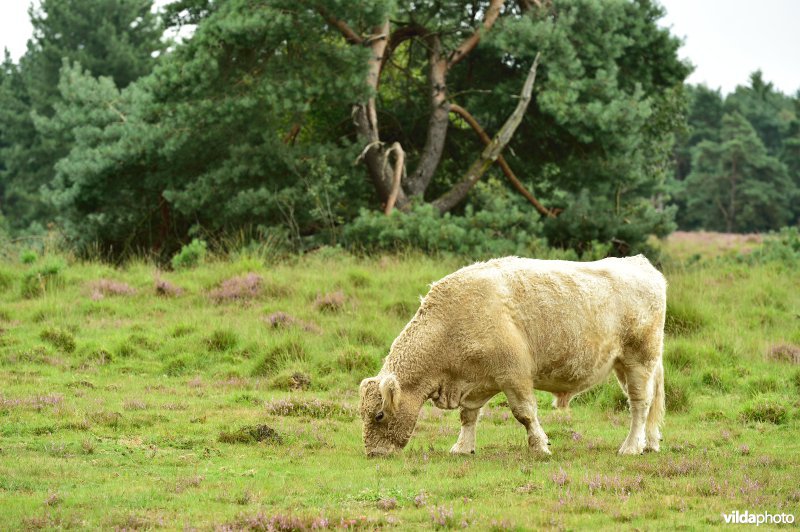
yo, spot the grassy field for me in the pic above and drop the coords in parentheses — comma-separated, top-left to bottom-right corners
(1, 236, 799, 530)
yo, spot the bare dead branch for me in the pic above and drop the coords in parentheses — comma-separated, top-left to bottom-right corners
(449, 103, 555, 218)
(383, 142, 406, 215)
(432, 52, 540, 213)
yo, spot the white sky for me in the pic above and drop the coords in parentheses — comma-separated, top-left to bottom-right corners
(1, 0, 799, 95)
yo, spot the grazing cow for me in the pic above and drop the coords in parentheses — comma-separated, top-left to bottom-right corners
(359, 255, 666, 457)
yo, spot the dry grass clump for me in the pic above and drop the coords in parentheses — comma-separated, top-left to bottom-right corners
(154, 278, 184, 297)
(766, 343, 800, 365)
(209, 273, 262, 302)
(263, 311, 321, 334)
(88, 279, 136, 300)
(313, 291, 346, 313)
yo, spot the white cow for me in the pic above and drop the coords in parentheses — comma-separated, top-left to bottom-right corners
(359, 255, 666, 456)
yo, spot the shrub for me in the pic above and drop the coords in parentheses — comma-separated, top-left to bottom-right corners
(20, 249, 38, 264)
(171, 239, 207, 270)
(343, 182, 549, 258)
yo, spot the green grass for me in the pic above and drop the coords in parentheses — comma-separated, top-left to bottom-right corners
(0, 247, 798, 529)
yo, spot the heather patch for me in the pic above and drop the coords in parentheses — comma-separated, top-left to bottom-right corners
(87, 279, 136, 300)
(209, 273, 262, 302)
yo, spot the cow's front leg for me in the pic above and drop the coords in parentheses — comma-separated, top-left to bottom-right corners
(505, 387, 550, 455)
(450, 407, 480, 455)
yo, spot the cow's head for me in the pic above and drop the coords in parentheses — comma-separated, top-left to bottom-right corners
(359, 374, 419, 456)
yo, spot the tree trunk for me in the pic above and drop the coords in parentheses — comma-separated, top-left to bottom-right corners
(351, 21, 409, 207)
(433, 53, 540, 213)
(404, 35, 450, 197)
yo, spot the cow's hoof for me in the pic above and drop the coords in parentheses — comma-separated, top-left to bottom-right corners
(449, 444, 475, 455)
(618, 444, 644, 455)
(644, 440, 660, 453)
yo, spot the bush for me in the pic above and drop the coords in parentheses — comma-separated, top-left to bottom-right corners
(20, 249, 38, 264)
(171, 239, 207, 270)
(343, 182, 548, 258)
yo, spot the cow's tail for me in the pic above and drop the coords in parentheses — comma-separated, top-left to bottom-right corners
(646, 358, 665, 441)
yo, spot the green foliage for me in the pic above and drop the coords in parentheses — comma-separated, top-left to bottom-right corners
(20, 250, 38, 264)
(673, 73, 799, 231)
(0, 0, 162, 233)
(681, 113, 795, 232)
(344, 185, 548, 258)
(171, 239, 208, 270)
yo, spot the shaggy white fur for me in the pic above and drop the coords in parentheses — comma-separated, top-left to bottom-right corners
(359, 255, 667, 457)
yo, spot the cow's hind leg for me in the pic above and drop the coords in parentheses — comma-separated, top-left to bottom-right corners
(505, 386, 550, 455)
(644, 359, 665, 452)
(450, 407, 480, 455)
(616, 361, 657, 455)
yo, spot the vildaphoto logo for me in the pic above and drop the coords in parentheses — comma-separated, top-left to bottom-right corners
(723, 510, 795, 526)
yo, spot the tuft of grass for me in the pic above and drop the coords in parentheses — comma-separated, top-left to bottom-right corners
(218, 424, 282, 444)
(39, 327, 76, 353)
(21, 259, 66, 298)
(746, 376, 782, 395)
(335, 346, 379, 374)
(740, 396, 788, 424)
(205, 329, 238, 352)
(313, 291, 346, 313)
(664, 299, 706, 335)
(665, 378, 691, 413)
(252, 340, 306, 377)
(700, 370, 730, 393)
(164, 357, 189, 376)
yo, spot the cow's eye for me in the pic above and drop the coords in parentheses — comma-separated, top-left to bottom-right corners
(374, 411, 384, 422)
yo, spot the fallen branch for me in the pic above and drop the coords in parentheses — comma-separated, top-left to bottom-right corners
(449, 103, 555, 218)
(432, 52, 541, 213)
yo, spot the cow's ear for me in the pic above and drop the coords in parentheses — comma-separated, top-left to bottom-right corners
(359, 377, 377, 399)
(378, 374, 401, 414)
